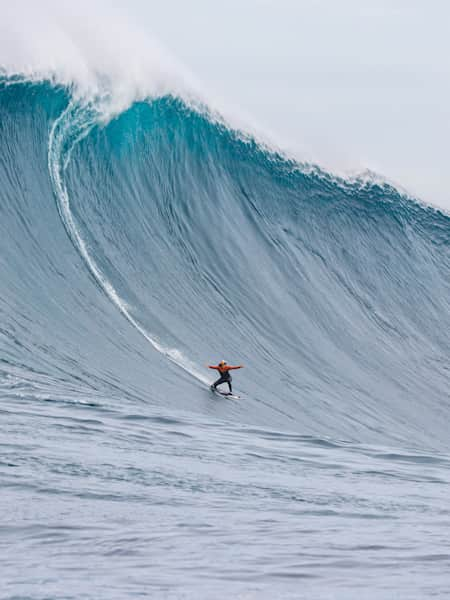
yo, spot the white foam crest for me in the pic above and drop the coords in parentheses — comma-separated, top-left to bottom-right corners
(0, 0, 200, 117)
(0, 0, 300, 147)
(2, 0, 450, 212)
(0, 0, 415, 208)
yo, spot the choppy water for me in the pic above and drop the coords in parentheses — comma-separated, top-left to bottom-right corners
(2, 385, 450, 599)
(1, 79, 449, 598)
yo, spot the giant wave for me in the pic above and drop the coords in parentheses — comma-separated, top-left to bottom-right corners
(1, 78, 449, 450)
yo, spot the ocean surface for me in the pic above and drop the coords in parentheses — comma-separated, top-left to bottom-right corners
(1, 79, 450, 599)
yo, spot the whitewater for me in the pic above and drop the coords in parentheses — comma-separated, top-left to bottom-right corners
(1, 9, 450, 599)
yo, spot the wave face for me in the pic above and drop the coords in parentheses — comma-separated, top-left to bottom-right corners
(1, 79, 449, 450)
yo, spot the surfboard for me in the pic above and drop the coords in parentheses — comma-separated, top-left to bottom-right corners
(210, 387, 240, 399)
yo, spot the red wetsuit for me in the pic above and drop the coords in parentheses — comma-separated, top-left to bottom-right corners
(208, 364, 243, 393)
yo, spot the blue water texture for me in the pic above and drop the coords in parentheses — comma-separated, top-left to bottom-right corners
(1, 79, 450, 599)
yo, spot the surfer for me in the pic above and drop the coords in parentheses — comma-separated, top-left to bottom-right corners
(208, 361, 244, 394)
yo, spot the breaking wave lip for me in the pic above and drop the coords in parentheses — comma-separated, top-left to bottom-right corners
(1, 63, 440, 218)
(1, 0, 449, 214)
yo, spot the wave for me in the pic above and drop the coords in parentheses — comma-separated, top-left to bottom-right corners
(0, 78, 449, 450)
